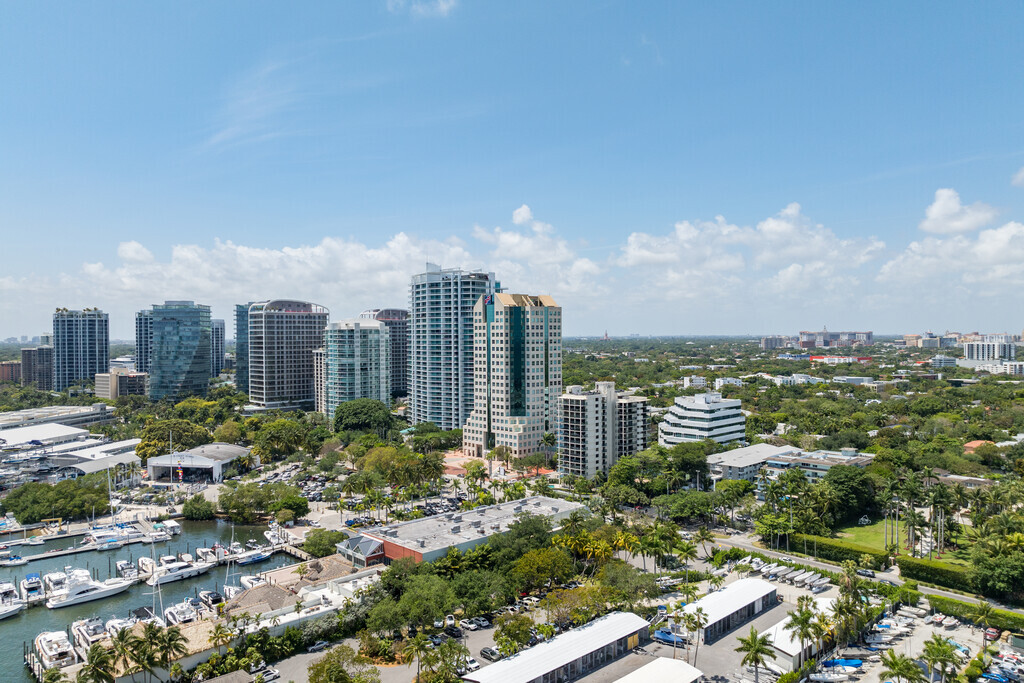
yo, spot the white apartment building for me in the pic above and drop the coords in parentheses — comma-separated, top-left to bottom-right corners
(659, 392, 746, 446)
(715, 377, 744, 390)
(963, 342, 1015, 362)
(682, 375, 707, 389)
(708, 443, 801, 483)
(247, 300, 329, 410)
(558, 382, 649, 479)
(53, 309, 109, 391)
(409, 264, 498, 431)
(978, 362, 1024, 376)
(771, 373, 825, 386)
(931, 355, 956, 368)
(462, 293, 561, 459)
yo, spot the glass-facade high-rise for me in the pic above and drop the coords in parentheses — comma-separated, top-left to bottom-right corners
(409, 264, 498, 430)
(322, 319, 390, 421)
(53, 308, 109, 391)
(248, 300, 329, 410)
(211, 319, 225, 376)
(359, 308, 409, 398)
(234, 303, 252, 396)
(135, 310, 153, 374)
(149, 301, 212, 400)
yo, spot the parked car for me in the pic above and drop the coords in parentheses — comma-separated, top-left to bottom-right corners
(429, 634, 443, 647)
(479, 647, 502, 662)
(471, 616, 491, 629)
(433, 618, 445, 628)
(465, 657, 481, 671)
(986, 628, 1001, 641)
(878, 579, 897, 587)
(445, 614, 456, 627)
(259, 668, 281, 682)
(307, 641, 330, 653)
(856, 568, 876, 578)
(444, 626, 463, 639)
(459, 619, 479, 631)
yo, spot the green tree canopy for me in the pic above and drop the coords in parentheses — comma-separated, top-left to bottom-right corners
(333, 399, 394, 435)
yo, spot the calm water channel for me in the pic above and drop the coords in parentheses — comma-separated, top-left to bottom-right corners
(0, 520, 295, 683)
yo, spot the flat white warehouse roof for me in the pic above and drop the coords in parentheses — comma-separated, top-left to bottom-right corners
(0, 424, 89, 446)
(462, 612, 650, 683)
(682, 578, 776, 625)
(615, 657, 703, 683)
(709, 444, 800, 468)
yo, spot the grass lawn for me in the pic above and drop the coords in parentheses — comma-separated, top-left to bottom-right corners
(835, 518, 972, 567)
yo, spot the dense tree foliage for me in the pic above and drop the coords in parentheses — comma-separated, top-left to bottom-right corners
(1, 474, 110, 523)
(181, 494, 216, 520)
(135, 419, 212, 461)
(333, 399, 394, 435)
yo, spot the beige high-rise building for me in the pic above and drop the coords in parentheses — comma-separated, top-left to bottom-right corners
(462, 293, 562, 459)
(247, 300, 329, 410)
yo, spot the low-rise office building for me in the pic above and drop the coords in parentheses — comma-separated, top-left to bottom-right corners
(336, 496, 584, 566)
(762, 450, 874, 486)
(708, 444, 800, 483)
(94, 368, 149, 400)
(659, 392, 745, 446)
(681, 578, 778, 643)
(461, 611, 650, 683)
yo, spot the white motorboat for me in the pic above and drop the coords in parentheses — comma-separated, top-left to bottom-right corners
(943, 616, 959, 628)
(35, 631, 77, 669)
(131, 606, 165, 628)
(200, 590, 224, 608)
(235, 548, 273, 565)
(240, 575, 267, 589)
(223, 584, 244, 599)
(96, 538, 125, 551)
(810, 673, 849, 682)
(72, 617, 110, 657)
(0, 581, 26, 620)
(115, 560, 138, 580)
(0, 553, 28, 567)
(43, 570, 67, 595)
(146, 531, 172, 543)
(47, 568, 133, 609)
(812, 577, 831, 587)
(105, 615, 138, 635)
(24, 536, 45, 546)
(162, 520, 182, 535)
(164, 599, 200, 625)
(865, 633, 893, 644)
(20, 573, 43, 601)
(792, 571, 815, 586)
(146, 560, 215, 586)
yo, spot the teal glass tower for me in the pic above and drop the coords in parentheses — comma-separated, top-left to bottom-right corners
(149, 301, 212, 399)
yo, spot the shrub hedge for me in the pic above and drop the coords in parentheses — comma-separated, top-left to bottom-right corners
(789, 533, 889, 569)
(895, 556, 972, 590)
(927, 594, 1024, 633)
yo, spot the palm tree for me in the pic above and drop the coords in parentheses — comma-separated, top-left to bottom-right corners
(403, 633, 433, 682)
(880, 649, 926, 683)
(677, 540, 699, 584)
(785, 606, 817, 669)
(922, 632, 958, 683)
(157, 626, 189, 673)
(613, 530, 638, 562)
(109, 627, 140, 683)
(42, 670, 69, 683)
(684, 607, 708, 668)
(168, 663, 186, 683)
(76, 643, 117, 683)
(735, 626, 777, 683)
(137, 622, 162, 683)
(208, 623, 234, 649)
(969, 600, 994, 632)
(693, 527, 715, 559)
(540, 432, 557, 468)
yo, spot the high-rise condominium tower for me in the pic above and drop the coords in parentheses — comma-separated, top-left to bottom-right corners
(409, 264, 498, 431)
(21, 346, 54, 390)
(149, 301, 212, 400)
(359, 308, 409, 398)
(462, 293, 562, 459)
(234, 303, 253, 395)
(247, 300, 329, 410)
(135, 310, 153, 373)
(53, 308, 109, 391)
(320, 319, 390, 421)
(558, 382, 649, 479)
(211, 319, 225, 376)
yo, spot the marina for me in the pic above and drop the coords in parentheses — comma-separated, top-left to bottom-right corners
(0, 519, 298, 683)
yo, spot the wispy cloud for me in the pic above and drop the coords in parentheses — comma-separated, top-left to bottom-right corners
(386, 0, 457, 18)
(203, 59, 304, 151)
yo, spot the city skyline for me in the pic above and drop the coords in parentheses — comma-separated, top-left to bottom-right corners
(3, 3, 1024, 337)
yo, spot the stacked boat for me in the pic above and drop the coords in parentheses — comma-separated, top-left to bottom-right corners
(35, 631, 77, 669)
(164, 598, 200, 625)
(72, 617, 111, 659)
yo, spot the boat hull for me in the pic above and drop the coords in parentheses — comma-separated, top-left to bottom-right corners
(46, 581, 133, 609)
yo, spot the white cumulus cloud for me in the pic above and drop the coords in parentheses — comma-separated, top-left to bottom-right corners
(918, 188, 997, 234)
(1013, 166, 1024, 188)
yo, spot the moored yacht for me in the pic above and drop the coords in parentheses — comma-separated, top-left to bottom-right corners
(46, 568, 134, 609)
(146, 559, 216, 586)
(200, 590, 223, 608)
(240, 575, 267, 589)
(0, 581, 26, 620)
(43, 570, 67, 595)
(115, 560, 138, 580)
(164, 598, 200, 625)
(20, 573, 43, 601)
(235, 548, 272, 565)
(131, 606, 166, 628)
(35, 631, 77, 669)
(105, 615, 138, 635)
(24, 535, 45, 546)
(72, 617, 110, 657)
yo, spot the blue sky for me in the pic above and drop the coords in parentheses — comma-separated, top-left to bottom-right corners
(3, 1, 1024, 338)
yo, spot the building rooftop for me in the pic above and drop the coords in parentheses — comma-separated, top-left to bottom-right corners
(147, 442, 249, 465)
(64, 451, 141, 475)
(462, 612, 650, 683)
(615, 657, 703, 683)
(765, 597, 834, 656)
(0, 423, 89, 446)
(682, 578, 776, 625)
(365, 496, 584, 554)
(709, 444, 800, 469)
(65, 439, 141, 460)
(0, 404, 110, 430)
